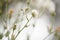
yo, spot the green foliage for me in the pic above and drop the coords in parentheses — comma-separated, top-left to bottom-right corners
(0, 33, 3, 39)
(0, 0, 9, 15)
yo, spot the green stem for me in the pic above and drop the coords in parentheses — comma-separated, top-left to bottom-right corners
(15, 17, 32, 39)
(43, 31, 55, 40)
(43, 16, 55, 40)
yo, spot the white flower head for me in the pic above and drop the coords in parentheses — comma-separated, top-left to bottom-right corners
(44, 1, 56, 16)
(48, 1, 56, 16)
(31, 9, 39, 18)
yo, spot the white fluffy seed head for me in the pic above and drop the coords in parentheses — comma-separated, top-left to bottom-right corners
(43, 0, 56, 16)
(48, 2, 55, 13)
(48, 1, 56, 16)
(30, 0, 56, 16)
(31, 9, 39, 18)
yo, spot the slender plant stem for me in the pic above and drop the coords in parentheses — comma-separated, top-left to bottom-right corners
(15, 17, 32, 39)
(43, 31, 55, 40)
(9, 11, 20, 30)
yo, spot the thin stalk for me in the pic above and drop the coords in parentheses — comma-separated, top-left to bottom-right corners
(9, 10, 20, 30)
(15, 17, 32, 39)
(43, 31, 55, 40)
(43, 16, 55, 40)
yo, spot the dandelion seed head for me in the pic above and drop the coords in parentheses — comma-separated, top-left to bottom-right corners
(31, 9, 39, 18)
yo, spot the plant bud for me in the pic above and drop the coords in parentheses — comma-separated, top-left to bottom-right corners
(13, 25, 16, 31)
(31, 9, 38, 18)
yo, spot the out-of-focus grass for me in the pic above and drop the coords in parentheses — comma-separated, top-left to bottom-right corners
(0, 0, 7, 15)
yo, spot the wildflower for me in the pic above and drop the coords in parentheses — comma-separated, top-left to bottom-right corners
(31, 9, 39, 18)
(11, 33, 15, 40)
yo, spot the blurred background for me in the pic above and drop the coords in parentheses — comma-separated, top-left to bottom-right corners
(0, 0, 60, 40)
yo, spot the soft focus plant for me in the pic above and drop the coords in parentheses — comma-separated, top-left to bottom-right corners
(0, 0, 58, 40)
